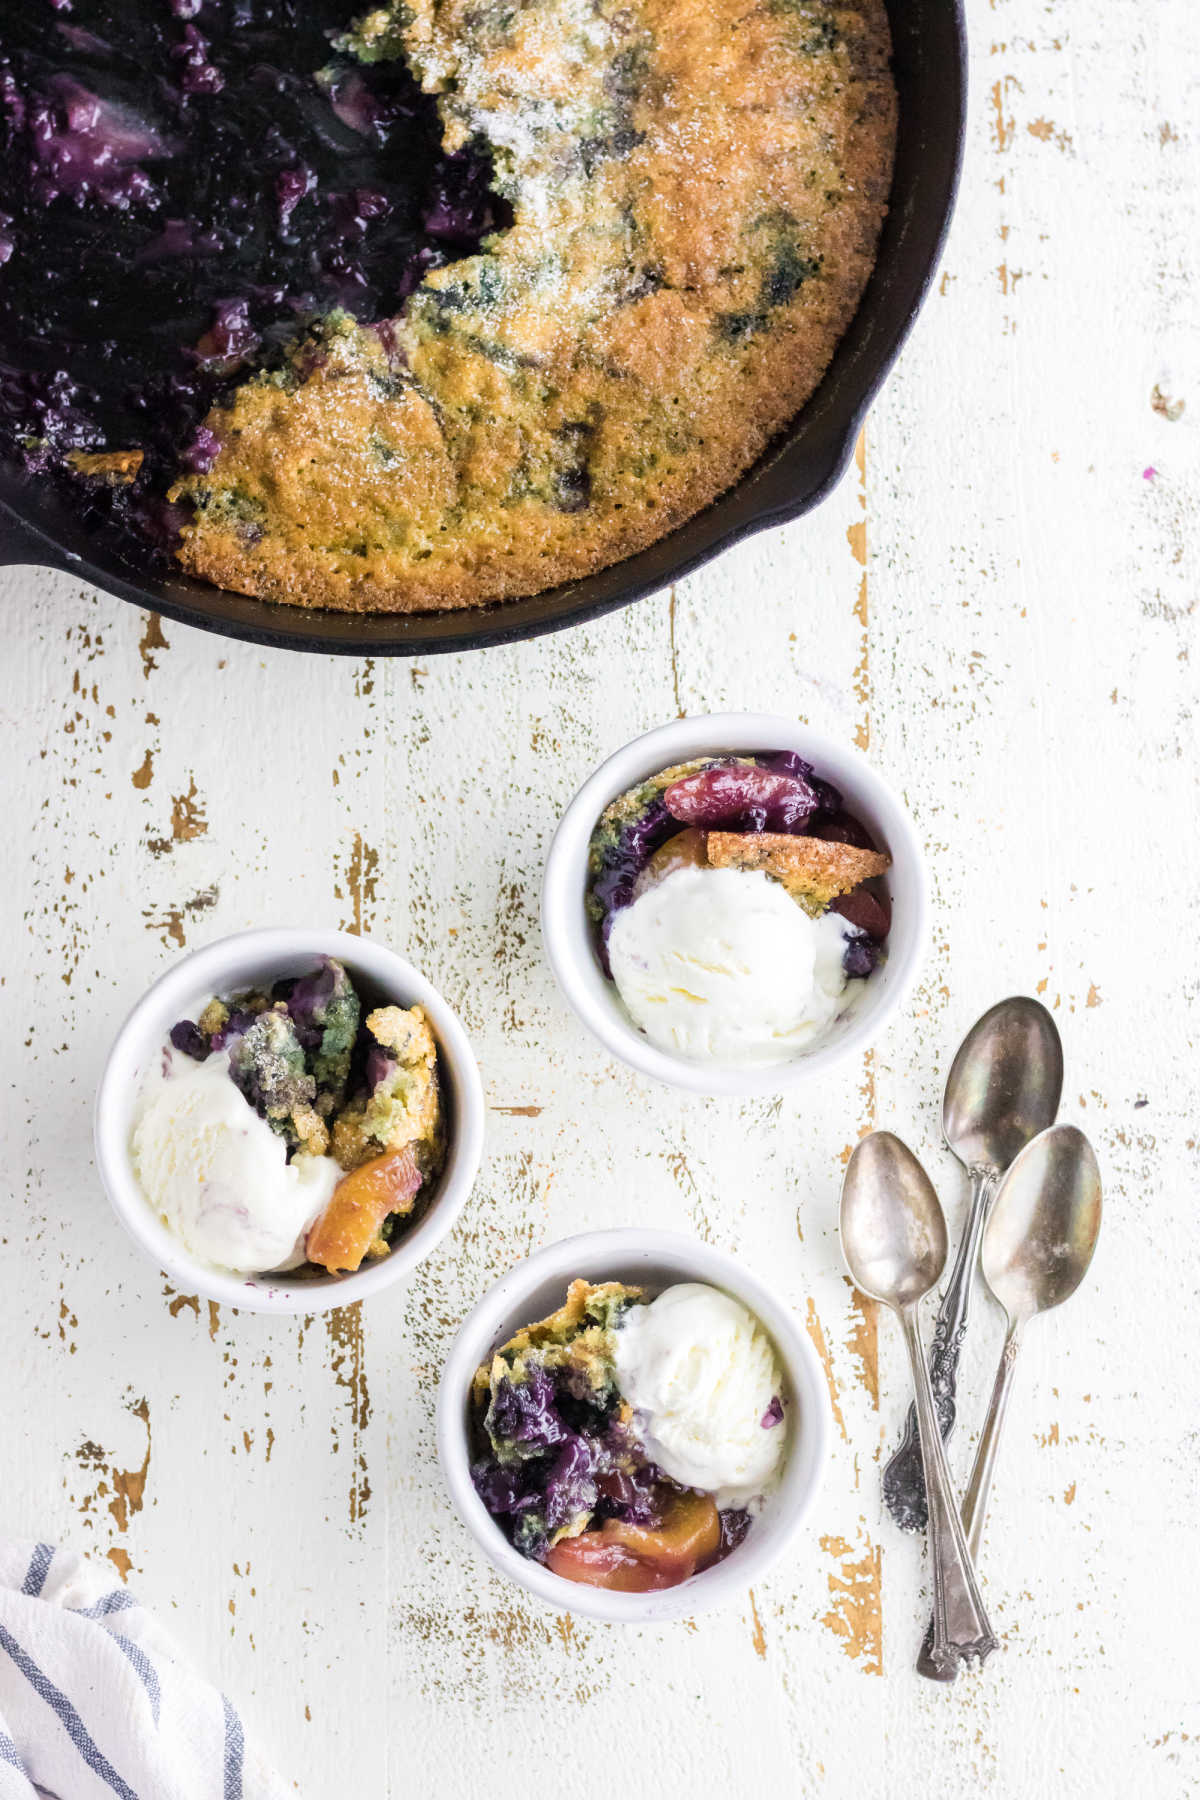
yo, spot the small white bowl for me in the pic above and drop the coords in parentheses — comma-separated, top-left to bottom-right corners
(95, 927, 485, 1314)
(436, 1228, 831, 1623)
(542, 712, 928, 1095)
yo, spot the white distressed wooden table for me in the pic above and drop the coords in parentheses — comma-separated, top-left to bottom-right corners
(3, 2, 1197, 1793)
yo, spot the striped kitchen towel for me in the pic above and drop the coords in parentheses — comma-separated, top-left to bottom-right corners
(0, 1541, 289, 1800)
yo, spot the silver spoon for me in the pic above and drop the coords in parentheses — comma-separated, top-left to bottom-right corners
(841, 1132, 998, 1673)
(916, 1122, 1102, 1680)
(884, 997, 1063, 1532)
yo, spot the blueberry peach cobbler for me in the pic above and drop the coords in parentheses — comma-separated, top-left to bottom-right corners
(587, 752, 891, 1064)
(131, 957, 444, 1276)
(0, 4, 506, 573)
(0, 1, 895, 611)
(472, 1279, 789, 1591)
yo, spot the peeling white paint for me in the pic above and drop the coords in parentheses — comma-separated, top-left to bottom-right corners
(1, 2, 1197, 1793)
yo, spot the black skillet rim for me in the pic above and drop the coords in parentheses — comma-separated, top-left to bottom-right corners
(0, 0, 967, 658)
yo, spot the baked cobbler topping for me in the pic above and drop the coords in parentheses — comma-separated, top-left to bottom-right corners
(132, 956, 444, 1276)
(0, 0, 895, 611)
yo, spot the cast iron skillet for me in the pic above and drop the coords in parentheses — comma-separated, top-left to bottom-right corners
(0, 0, 965, 658)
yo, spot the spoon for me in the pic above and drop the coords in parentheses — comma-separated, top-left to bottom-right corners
(842, 1132, 998, 1673)
(916, 1122, 1102, 1680)
(884, 998, 1063, 1532)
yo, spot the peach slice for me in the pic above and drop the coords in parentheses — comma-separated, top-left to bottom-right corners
(307, 1145, 422, 1274)
(603, 1492, 720, 1571)
(631, 827, 709, 899)
(546, 1493, 721, 1592)
(546, 1535, 679, 1592)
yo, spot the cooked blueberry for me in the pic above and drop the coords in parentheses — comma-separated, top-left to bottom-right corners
(172, 24, 224, 96)
(470, 1458, 540, 1517)
(717, 1508, 752, 1555)
(542, 1435, 599, 1535)
(842, 931, 881, 978)
(595, 1461, 663, 1528)
(486, 1365, 570, 1459)
(168, 1018, 210, 1061)
(211, 1006, 256, 1047)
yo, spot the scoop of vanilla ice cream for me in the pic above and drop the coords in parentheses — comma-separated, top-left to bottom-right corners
(131, 1048, 340, 1273)
(607, 866, 850, 1064)
(612, 1282, 788, 1509)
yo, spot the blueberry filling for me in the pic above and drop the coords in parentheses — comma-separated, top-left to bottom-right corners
(589, 796, 678, 975)
(0, 3, 508, 562)
(472, 1360, 682, 1562)
(473, 1354, 752, 1573)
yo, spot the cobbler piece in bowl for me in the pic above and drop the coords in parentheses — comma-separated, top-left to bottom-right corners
(132, 956, 444, 1277)
(586, 754, 892, 1066)
(471, 1278, 788, 1592)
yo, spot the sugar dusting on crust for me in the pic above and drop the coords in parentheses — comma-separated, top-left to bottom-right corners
(175, 0, 897, 612)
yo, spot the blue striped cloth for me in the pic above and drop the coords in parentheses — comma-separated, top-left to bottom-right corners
(0, 1542, 288, 1800)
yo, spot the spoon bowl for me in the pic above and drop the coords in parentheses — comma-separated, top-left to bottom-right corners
(982, 1124, 1103, 1325)
(916, 1120, 1103, 1681)
(841, 1130, 996, 1668)
(883, 996, 1065, 1534)
(841, 1131, 948, 1308)
(942, 996, 1064, 1173)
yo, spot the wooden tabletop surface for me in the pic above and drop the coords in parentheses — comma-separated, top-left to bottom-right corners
(3, 1, 1197, 1793)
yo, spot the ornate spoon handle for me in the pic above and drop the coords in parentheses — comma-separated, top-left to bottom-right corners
(916, 1320, 1022, 1680)
(898, 1304, 998, 1671)
(882, 1164, 998, 1532)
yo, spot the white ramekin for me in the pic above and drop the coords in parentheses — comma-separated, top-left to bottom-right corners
(542, 712, 928, 1095)
(436, 1228, 831, 1623)
(95, 927, 485, 1314)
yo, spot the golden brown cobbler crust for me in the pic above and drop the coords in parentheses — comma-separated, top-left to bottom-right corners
(706, 829, 891, 909)
(173, 0, 897, 613)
